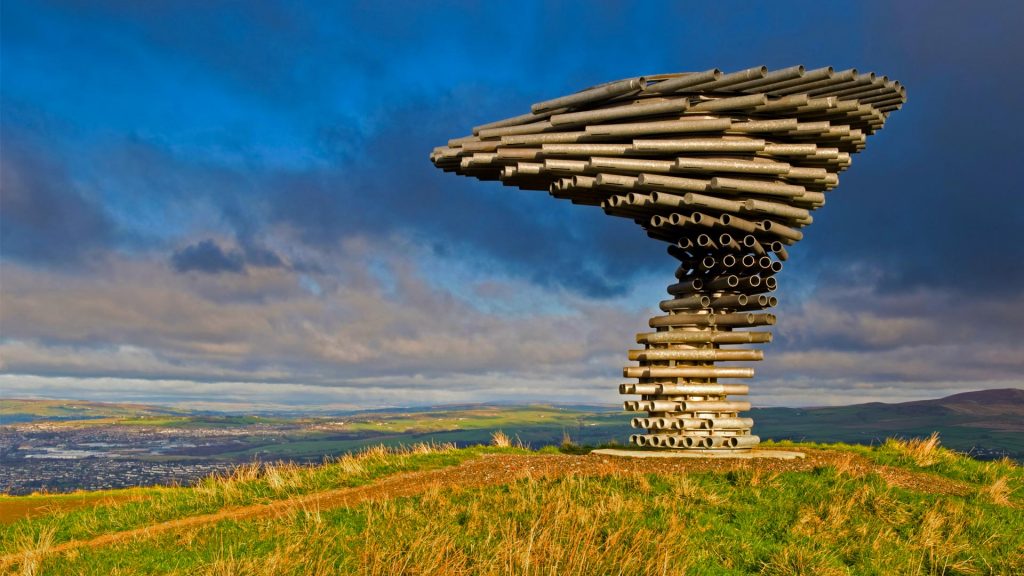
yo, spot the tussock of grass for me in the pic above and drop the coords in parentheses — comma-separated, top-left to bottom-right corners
(889, 431, 946, 467)
(985, 476, 1012, 505)
(490, 430, 511, 448)
(6, 524, 54, 576)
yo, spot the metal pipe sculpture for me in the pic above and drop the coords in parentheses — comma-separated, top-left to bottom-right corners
(430, 65, 905, 451)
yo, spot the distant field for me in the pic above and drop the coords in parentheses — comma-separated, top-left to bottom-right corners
(0, 399, 189, 424)
(1, 438, 1021, 575)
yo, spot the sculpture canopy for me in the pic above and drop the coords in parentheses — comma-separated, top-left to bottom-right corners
(430, 65, 905, 451)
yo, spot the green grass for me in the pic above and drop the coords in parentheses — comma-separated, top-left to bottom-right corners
(3, 439, 1022, 575)
(765, 436, 1024, 498)
(0, 399, 189, 424)
(0, 443, 527, 555)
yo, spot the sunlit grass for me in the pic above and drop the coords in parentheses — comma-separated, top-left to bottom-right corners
(3, 438, 1022, 575)
(0, 442, 528, 555)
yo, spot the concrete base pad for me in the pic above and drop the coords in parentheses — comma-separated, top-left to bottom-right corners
(591, 448, 805, 460)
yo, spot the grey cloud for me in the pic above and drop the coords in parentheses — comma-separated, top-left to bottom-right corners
(170, 239, 246, 274)
(0, 129, 115, 266)
(260, 98, 667, 297)
(2, 241, 1021, 409)
(755, 268, 1024, 389)
(0, 244, 645, 386)
(169, 237, 292, 275)
(239, 241, 285, 268)
(788, 0, 1024, 294)
(16, 98, 665, 298)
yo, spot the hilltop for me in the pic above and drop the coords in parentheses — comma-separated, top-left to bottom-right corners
(1, 438, 1021, 575)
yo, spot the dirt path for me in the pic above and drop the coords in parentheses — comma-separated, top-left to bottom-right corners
(1, 449, 971, 568)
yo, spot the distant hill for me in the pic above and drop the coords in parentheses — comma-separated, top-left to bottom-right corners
(0, 399, 192, 424)
(752, 388, 1024, 459)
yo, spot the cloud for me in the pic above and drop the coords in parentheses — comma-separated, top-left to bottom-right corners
(0, 239, 648, 386)
(2, 0, 1023, 408)
(2, 237, 1021, 408)
(757, 267, 1024, 389)
(0, 126, 116, 266)
(170, 239, 246, 274)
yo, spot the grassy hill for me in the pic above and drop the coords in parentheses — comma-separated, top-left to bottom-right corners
(0, 438, 1021, 575)
(752, 388, 1024, 459)
(0, 399, 191, 424)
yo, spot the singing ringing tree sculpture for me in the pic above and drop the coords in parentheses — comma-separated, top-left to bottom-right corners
(430, 65, 905, 451)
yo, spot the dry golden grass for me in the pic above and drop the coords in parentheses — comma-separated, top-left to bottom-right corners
(829, 450, 863, 478)
(191, 442, 459, 503)
(891, 431, 947, 466)
(197, 521, 338, 576)
(8, 441, 1022, 575)
(356, 474, 695, 576)
(490, 430, 511, 448)
(560, 429, 574, 448)
(7, 524, 55, 576)
(914, 502, 981, 575)
(985, 476, 1012, 506)
(760, 544, 848, 576)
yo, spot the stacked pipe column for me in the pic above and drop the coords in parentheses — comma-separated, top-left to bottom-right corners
(623, 238, 780, 450)
(430, 65, 905, 450)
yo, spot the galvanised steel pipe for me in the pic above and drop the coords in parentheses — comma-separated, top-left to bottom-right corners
(550, 99, 690, 127)
(633, 137, 766, 153)
(431, 65, 905, 451)
(531, 77, 646, 114)
(760, 66, 835, 94)
(636, 330, 772, 345)
(654, 383, 750, 395)
(730, 65, 806, 92)
(623, 366, 755, 379)
(673, 157, 791, 175)
(585, 118, 733, 138)
(691, 66, 768, 91)
(659, 294, 712, 311)
(645, 69, 722, 93)
(627, 348, 763, 362)
(622, 383, 748, 396)
(707, 418, 755, 430)
(680, 400, 753, 412)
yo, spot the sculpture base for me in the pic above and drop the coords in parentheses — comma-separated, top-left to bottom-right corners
(591, 448, 805, 460)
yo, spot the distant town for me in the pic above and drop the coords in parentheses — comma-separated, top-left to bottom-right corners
(0, 419, 282, 494)
(2, 389, 1022, 494)
(0, 402, 629, 495)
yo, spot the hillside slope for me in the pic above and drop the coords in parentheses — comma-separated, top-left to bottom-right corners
(1, 440, 1021, 575)
(0, 399, 192, 424)
(753, 388, 1024, 458)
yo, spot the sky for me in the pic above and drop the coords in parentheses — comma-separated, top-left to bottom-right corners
(1, 0, 1022, 410)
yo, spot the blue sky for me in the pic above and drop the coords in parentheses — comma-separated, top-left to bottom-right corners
(2, 0, 1022, 410)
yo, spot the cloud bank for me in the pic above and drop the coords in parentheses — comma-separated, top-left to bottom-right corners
(1, 0, 1021, 408)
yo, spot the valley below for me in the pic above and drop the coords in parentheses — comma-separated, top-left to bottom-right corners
(1, 388, 1022, 495)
